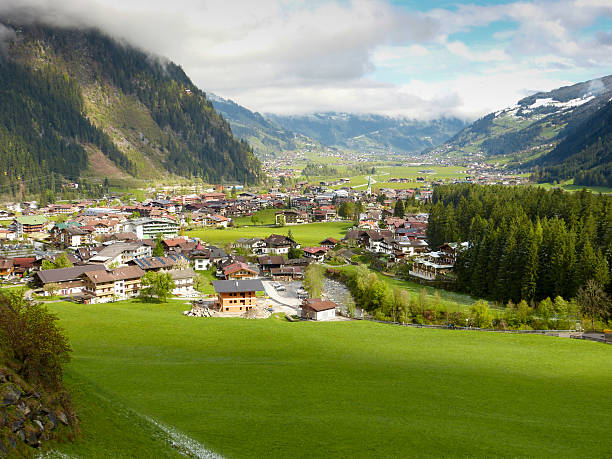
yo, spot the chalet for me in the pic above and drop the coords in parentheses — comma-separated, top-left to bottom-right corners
(0, 229, 17, 241)
(275, 210, 308, 225)
(205, 214, 231, 228)
(303, 246, 329, 262)
(438, 242, 468, 265)
(212, 279, 264, 313)
(393, 238, 429, 256)
(80, 266, 145, 303)
(313, 206, 336, 222)
(190, 250, 212, 271)
(234, 238, 266, 253)
(261, 234, 300, 255)
(363, 230, 394, 254)
(270, 266, 303, 281)
(52, 225, 93, 248)
(319, 237, 338, 249)
(222, 261, 259, 280)
(0, 259, 14, 279)
(257, 255, 285, 275)
(13, 257, 35, 276)
(169, 268, 196, 296)
(300, 299, 337, 321)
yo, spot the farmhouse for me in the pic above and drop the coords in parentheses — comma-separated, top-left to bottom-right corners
(300, 299, 337, 321)
(212, 279, 264, 313)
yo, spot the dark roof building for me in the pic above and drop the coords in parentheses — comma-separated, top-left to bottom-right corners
(212, 279, 264, 293)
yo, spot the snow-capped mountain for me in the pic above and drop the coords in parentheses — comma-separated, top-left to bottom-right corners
(431, 75, 612, 163)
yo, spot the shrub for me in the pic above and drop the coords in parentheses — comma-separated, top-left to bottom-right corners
(0, 290, 71, 389)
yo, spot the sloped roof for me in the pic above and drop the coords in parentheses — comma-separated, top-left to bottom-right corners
(302, 299, 337, 312)
(212, 279, 264, 293)
(36, 264, 106, 284)
(223, 261, 258, 276)
(83, 265, 145, 284)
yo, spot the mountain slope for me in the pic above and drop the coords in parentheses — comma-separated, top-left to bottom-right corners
(534, 100, 612, 187)
(266, 112, 468, 155)
(0, 21, 261, 196)
(433, 75, 612, 163)
(208, 94, 299, 157)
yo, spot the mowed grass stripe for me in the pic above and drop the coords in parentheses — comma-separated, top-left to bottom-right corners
(50, 301, 612, 458)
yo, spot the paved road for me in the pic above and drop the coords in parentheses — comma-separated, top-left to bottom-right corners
(262, 280, 302, 309)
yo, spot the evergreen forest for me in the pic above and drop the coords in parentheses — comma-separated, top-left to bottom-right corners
(427, 184, 612, 304)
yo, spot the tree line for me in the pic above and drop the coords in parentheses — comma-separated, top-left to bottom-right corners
(427, 184, 612, 305)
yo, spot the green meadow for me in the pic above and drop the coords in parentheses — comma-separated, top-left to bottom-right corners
(46, 300, 612, 458)
(187, 221, 352, 247)
(339, 265, 479, 312)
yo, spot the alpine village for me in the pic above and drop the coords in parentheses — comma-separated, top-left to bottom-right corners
(0, 5, 610, 459)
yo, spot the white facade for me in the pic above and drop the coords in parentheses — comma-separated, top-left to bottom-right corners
(194, 258, 211, 270)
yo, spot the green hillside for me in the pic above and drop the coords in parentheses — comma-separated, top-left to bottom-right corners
(0, 21, 261, 196)
(433, 75, 612, 165)
(47, 300, 612, 457)
(535, 100, 612, 187)
(209, 94, 299, 157)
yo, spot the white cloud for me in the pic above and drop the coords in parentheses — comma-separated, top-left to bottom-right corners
(0, 0, 610, 119)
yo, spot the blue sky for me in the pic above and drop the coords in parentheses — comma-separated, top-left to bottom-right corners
(2, 0, 612, 119)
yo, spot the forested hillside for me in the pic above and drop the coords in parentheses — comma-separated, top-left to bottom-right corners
(427, 185, 612, 304)
(0, 21, 261, 196)
(534, 100, 612, 187)
(209, 94, 299, 156)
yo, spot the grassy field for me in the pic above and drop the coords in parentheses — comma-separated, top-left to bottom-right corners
(337, 265, 484, 314)
(537, 180, 612, 194)
(328, 165, 467, 191)
(47, 300, 612, 457)
(232, 208, 279, 226)
(194, 268, 217, 295)
(187, 221, 353, 247)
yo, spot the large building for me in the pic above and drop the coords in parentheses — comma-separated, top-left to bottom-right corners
(122, 217, 179, 239)
(212, 279, 264, 313)
(80, 266, 145, 303)
(10, 216, 48, 236)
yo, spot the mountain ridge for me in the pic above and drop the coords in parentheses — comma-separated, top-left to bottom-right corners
(266, 111, 468, 155)
(432, 74, 612, 164)
(0, 20, 262, 196)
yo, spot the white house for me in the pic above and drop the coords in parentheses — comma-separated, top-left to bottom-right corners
(300, 299, 337, 321)
(170, 268, 196, 296)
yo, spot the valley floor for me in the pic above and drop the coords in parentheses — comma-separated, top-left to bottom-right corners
(45, 300, 612, 458)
